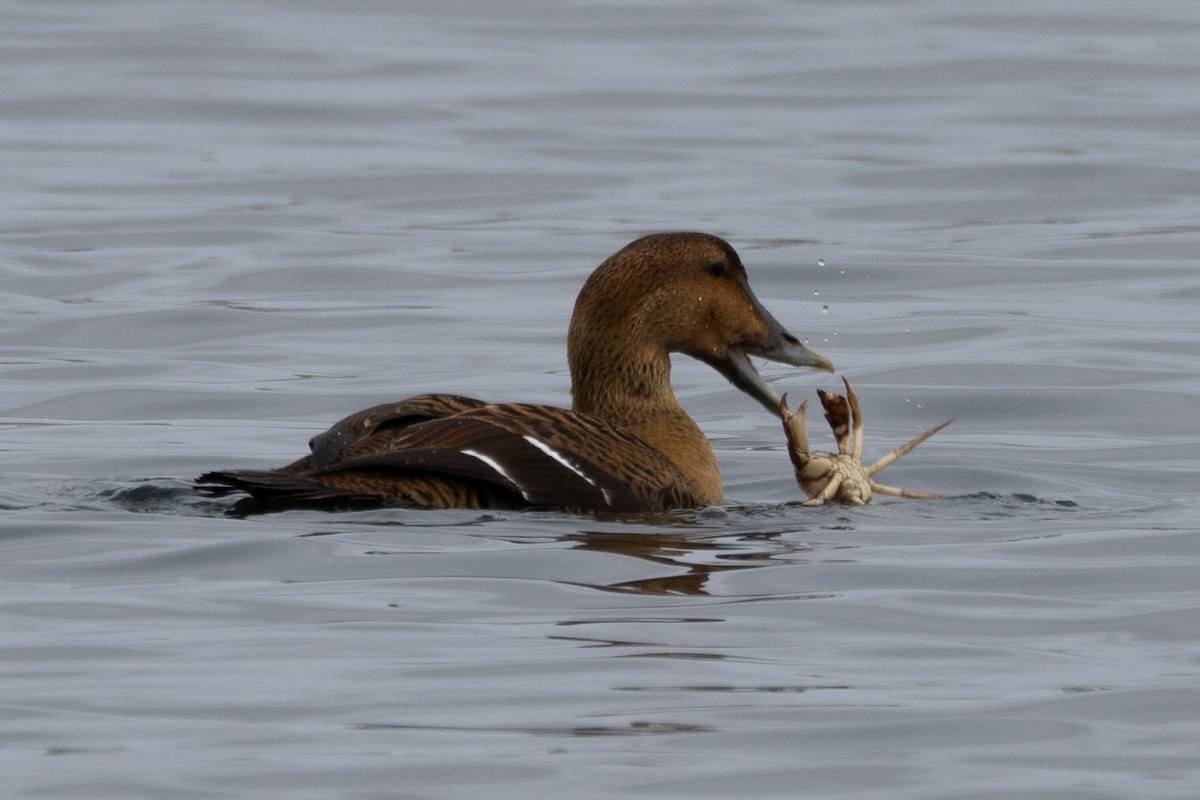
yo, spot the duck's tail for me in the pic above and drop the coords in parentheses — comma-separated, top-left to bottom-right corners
(196, 469, 371, 508)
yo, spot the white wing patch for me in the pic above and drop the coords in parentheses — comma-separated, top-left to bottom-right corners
(461, 449, 531, 502)
(521, 435, 615, 508)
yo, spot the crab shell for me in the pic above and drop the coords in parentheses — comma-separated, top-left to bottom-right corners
(779, 377, 952, 506)
(780, 400, 874, 505)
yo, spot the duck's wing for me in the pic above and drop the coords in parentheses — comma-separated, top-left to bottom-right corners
(199, 400, 704, 513)
(307, 393, 488, 468)
(315, 403, 701, 513)
(198, 393, 488, 505)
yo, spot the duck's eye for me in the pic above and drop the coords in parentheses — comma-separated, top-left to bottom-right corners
(707, 261, 726, 278)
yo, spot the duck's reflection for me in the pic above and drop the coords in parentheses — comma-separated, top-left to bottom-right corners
(563, 528, 815, 596)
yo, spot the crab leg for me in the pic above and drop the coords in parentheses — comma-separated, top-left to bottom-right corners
(870, 481, 943, 499)
(778, 394, 811, 473)
(841, 376, 865, 461)
(802, 472, 847, 506)
(865, 418, 954, 476)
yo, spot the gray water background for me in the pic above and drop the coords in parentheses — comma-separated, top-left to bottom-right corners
(3, 1, 1199, 797)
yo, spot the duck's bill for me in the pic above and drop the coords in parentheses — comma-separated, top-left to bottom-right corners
(702, 278, 833, 414)
(721, 342, 833, 414)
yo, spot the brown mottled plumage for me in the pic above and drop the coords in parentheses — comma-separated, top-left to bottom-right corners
(198, 232, 833, 514)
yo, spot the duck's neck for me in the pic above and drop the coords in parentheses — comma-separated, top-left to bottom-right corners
(569, 342, 723, 503)
(570, 344, 674, 424)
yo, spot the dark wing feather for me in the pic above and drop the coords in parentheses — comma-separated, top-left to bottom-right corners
(314, 403, 702, 513)
(309, 394, 487, 468)
(318, 418, 623, 511)
(200, 398, 706, 513)
(196, 467, 381, 503)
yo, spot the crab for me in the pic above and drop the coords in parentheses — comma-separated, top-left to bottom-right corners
(779, 377, 952, 506)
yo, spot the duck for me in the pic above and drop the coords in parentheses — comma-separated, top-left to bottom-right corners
(197, 232, 833, 514)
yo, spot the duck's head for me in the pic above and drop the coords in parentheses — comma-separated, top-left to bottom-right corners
(568, 232, 834, 415)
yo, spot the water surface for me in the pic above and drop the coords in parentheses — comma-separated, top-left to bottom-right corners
(3, 2, 1199, 798)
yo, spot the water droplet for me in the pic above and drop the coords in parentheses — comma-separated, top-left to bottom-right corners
(817, 259, 826, 267)
(812, 290, 820, 297)
(821, 304, 829, 314)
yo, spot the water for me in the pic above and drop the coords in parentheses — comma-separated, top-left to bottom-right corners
(3, 1, 1199, 797)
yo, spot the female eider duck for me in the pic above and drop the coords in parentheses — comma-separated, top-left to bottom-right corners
(198, 232, 833, 514)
